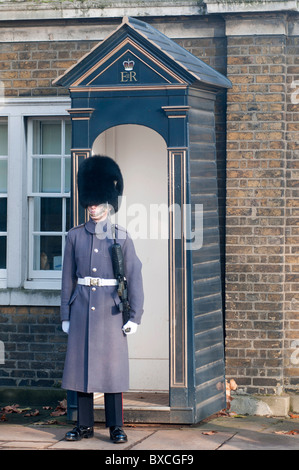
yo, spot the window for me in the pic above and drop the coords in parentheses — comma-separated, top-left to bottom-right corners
(0, 97, 71, 300)
(27, 118, 71, 280)
(0, 119, 8, 276)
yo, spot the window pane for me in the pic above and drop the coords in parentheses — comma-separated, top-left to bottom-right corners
(66, 198, 71, 231)
(0, 123, 8, 156)
(33, 158, 61, 193)
(0, 160, 7, 193)
(0, 199, 7, 232)
(65, 122, 71, 154)
(34, 198, 62, 232)
(64, 157, 71, 193)
(33, 121, 61, 155)
(34, 235, 62, 270)
(42, 122, 61, 155)
(0, 236, 6, 269)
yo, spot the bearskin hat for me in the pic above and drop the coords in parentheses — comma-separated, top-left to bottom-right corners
(77, 155, 124, 213)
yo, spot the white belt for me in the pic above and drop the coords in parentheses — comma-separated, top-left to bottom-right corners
(78, 277, 118, 287)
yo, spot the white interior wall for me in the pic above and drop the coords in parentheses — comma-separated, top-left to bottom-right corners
(92, 125, 169, 391)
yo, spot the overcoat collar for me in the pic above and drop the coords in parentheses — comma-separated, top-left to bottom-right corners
(85, 218, 113, 239)
(85, 218, 98, 234)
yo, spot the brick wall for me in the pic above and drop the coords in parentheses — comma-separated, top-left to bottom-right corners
(0, 307, 66, 388)
(225, 34, 299, 394)
(0, 40, 97, 97)
(285, 35, 299, 392)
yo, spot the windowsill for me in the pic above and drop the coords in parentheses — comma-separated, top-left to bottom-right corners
(24, 280, 61, 290)
(0, 285, 61, 306)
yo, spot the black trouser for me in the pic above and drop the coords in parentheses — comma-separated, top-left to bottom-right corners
(77, 391, 123, 428)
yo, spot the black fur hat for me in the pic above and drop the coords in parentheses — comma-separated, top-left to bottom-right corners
(77, 155, 123, 212)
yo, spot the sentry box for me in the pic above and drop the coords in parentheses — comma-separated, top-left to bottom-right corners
(54, 16, 231, 425)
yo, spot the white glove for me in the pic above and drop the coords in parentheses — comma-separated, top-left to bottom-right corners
(122, 321, 138, 335)
(62, 320, 70, 334)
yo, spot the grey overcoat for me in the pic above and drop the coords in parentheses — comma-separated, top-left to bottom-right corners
(60, 218, 144, 393)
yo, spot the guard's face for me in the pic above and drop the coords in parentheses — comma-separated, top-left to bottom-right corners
(88, 203, 109, 222)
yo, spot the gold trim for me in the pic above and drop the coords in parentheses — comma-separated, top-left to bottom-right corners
(72, 150, 90, 227)
(162, 106, 190, 119)
(70, 37, 186, 87)
(87, 48, 173, 86)
(67, 108, 95, 113)
(169, 149, 187, 388)
(69, 84, 187, 92)
(71, 117, 90, 121)
(169, 151, 174, 386)
(67, 108, 95, 121)
(167, 146, 188, 150)
(162, 106, 190, 111)
(167, 115, 188, 119)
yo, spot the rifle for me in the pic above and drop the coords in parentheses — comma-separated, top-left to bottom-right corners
(111, 226, 131, 333)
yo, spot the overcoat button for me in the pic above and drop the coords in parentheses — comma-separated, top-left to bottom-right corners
(94, 248, 99, 253)
(91, 306, 95, 311)
(92, 268, 97, 272)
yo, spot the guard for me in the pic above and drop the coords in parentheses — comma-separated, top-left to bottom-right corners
(60, 155, 144, 444)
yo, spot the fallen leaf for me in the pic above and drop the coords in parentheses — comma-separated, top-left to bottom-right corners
(0, 414, 7, 421)
(224, 379, 238, 411)
(289, 413, 299, 419)
(229, 412, 247, 418)
(50, 399, 67, 417)
(2, 404, 23, 414)
(275, 429, 299, 435)
(229, 379, 238, 391)
(24, 409, 39, 417)
(212, 409, 229, 418)
(33, 419, 66, 426)
(50, 409, 66, 417)
(202, 431, 218, 435)
(59, 399, 67, 409)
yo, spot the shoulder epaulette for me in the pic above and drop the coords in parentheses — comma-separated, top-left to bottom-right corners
(68, 223, 85, 233)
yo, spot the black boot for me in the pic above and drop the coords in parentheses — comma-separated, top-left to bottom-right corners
(65, 425, 94, 441)
(109, 426, 127, 443)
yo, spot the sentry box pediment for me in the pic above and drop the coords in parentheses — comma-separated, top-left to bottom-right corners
(54, 16, 231, 425)
(54, 16, 231, 91)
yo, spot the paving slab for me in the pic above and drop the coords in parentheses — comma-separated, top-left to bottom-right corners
(0, 424, 66, 450)
(199, 415, 299, 433)
(130, 428, 235, 450)
(219, 429, 299, 450)
(197, 416, 299, 451)
(0, 416, 299, 451)
(0, 424, 66, 443)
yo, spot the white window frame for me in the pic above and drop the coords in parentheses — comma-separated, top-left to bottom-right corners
(27, 117, 71, 282)
(0, 97, 71, 303)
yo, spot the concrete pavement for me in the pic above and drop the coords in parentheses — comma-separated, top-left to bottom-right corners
(0, 415, 299, 450)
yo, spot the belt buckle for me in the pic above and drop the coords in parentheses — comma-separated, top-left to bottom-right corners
(90, 278, 98, 287)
